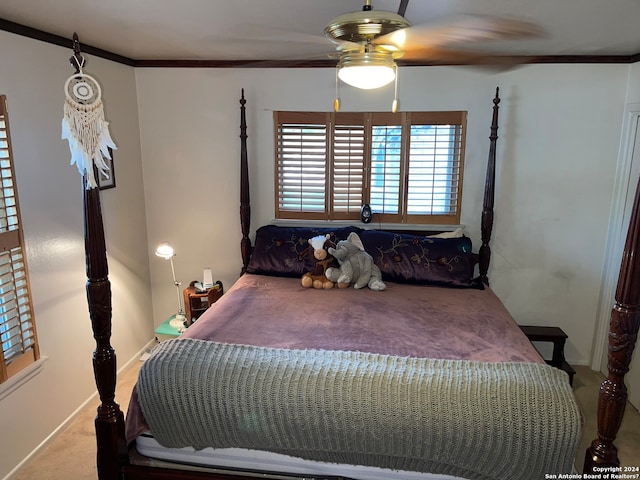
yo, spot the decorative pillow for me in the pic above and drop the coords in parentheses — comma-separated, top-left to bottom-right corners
(247, 225, 362, 278)
(427, 227, 464, 239)
(359, 230, 478, 288)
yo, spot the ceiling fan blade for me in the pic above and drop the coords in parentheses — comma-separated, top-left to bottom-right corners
(396, 46, 536, 67)
(373, 15, 543, 52)
(207, 24, 361, 52)
(201, 23, 364, 64)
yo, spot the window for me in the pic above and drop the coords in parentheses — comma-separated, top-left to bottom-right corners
(274, 110, 467, 224)
(0, 95, 39, 384)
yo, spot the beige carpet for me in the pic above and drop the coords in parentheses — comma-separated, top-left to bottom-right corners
(12, 363, 640, 479)
(13, 360, 140, 480)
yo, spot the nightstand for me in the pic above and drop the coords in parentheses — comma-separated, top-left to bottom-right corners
(154, 315, 184, 342)
(183, 280, 224, 324)
(520, 325, 576, 385)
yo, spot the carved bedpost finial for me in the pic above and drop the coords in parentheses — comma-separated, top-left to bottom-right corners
(479, 87, 500, 285)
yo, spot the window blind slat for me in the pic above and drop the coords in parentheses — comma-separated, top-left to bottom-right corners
(333, 123, 364, 214)
(407, 123, 463, 215)
(276, 119, 328, 215)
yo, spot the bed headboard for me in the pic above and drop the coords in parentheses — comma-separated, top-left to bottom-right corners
(238, 87, 502, 285)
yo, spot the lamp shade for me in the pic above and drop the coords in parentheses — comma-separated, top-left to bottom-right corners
(338, 52, 396, 90)
(155, 242, 174, 259)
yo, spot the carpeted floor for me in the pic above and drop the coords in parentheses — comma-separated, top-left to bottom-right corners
(11, 362, 640, 479)
(12, 360, 140, 480)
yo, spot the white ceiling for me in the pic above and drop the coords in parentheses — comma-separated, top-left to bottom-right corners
(1, 0, 640, 64)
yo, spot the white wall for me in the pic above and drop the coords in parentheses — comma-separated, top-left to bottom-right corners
(136, 64, 629, 367)
(625, 62, 640, 102)
(0, 31, 152, 479)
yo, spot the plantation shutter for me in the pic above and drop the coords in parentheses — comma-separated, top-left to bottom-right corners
(332, 113, 365, 220)
(406, 111, 466, 224)
(273, 110, 466, 224)
(274, 112, 329, 220)
(0, 95, 39, 383)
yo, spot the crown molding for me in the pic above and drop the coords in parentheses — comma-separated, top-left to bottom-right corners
(1, 17, 638, 69)
(0, 18, 135, 66)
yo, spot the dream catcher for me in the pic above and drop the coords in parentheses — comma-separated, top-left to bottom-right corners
(62, 36, 116, 189)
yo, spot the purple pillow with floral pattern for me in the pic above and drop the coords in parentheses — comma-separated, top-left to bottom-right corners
(247, 225, 362, 278)
(359, 230, 477, 287)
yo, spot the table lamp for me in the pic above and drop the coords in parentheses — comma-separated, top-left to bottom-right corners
(155, 242, 186, 330)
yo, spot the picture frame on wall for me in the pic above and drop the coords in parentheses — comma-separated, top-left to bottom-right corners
(98, 148, 116, 190)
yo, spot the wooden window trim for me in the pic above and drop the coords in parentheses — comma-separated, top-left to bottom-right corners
(274, 110, 467, 224)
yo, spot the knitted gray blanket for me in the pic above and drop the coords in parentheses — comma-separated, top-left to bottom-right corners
(137, 338, 582, 480)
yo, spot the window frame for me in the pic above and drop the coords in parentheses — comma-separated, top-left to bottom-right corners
(0, 94, 40, 384)
(274, 110, 467, 225)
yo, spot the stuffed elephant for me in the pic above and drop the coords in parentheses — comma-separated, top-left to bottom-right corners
(325, 232, 386, 291)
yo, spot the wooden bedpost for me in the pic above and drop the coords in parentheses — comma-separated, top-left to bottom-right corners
(67, 34, 127, 480)
(584, 175, 640, 472)
(84, 176, 128, 479)
(239, 89, 251, 274)
(479, 87, 500, 285)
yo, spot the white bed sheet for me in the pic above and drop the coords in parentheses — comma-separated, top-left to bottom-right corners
(136, 433, 466, 480)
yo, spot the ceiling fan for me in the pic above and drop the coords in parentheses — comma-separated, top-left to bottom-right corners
(323, 0, 541, 96)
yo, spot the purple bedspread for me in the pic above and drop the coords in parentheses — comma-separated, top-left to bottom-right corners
(182, 274, 542, 363)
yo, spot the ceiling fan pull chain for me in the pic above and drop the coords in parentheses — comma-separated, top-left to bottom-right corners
(334, 66, 341, 112)
(391, 64, 399, 113)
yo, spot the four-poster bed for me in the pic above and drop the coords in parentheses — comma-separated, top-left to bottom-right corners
(80, 86, 639, 480)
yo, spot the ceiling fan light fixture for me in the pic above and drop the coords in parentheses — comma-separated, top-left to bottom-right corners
(338, 52, 396, 90)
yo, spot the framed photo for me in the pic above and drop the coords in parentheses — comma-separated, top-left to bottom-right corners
(98, 148, 116, 190)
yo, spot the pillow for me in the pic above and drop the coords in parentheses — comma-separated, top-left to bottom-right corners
(247, 225, 362, 278)
(426, 227, 464, 239)
(358, 230, 477, 288)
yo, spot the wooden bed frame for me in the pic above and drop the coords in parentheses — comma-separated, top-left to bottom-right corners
(81, 86, 639, 479)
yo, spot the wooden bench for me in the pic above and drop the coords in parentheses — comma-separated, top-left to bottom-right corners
(519, 325, 576, 385)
